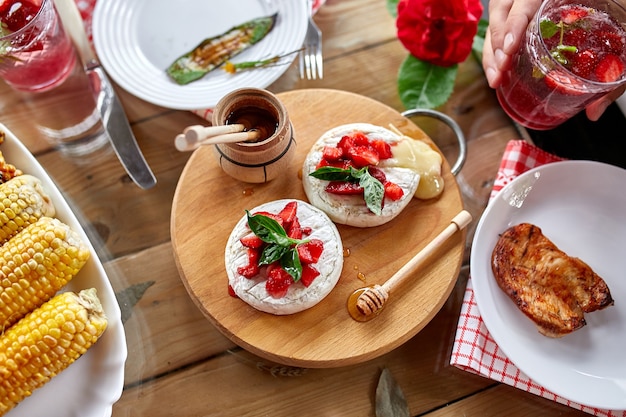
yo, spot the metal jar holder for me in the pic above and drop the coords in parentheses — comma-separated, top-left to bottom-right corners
(401, 108, 467, 176)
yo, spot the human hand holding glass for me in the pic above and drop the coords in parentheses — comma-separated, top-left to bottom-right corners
(483, 0, 626, 124)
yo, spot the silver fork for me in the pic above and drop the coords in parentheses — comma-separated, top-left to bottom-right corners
(299, 0, 323, 80)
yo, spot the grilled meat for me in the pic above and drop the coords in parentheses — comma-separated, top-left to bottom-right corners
(491, 223, 613, 338)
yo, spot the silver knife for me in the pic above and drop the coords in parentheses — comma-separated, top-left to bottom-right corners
(54, 0, 157, 189)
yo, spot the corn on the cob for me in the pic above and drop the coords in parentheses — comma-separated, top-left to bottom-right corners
(0, 288, 107, 415)
(0, 217, 90, 330)
(0, 175, 55, 244)
(0, 132, 23, 185)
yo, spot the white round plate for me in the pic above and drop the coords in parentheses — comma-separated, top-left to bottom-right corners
(471, 160, 626, 410)
(92, 0, 308, 110)
(0, 124, 126, 417)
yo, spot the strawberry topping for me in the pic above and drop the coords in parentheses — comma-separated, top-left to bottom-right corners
(300, 264, 321, 287)
(560, 5, 589, 24)
(266, 266, 294, 298)
(544, 70, 586, 95)
(230, 201, 327, 299)
(315, 131, 407, 209)
(595, 54, 625, 82)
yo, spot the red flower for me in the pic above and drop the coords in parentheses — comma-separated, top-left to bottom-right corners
(396, 0, 483, 67)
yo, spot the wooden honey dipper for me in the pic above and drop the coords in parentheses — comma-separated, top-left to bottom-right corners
(347, 210, 472, 322)
(175, 124, 261, 152)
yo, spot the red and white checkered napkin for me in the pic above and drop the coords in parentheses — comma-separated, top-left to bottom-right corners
(449, 140, 625, 416)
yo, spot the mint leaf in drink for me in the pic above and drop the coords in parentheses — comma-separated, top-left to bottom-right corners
(540, 19, 560, 39)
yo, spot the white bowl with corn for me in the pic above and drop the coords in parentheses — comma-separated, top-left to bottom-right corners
(0, 124, 126, 417)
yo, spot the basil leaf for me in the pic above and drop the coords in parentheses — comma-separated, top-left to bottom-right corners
(246, 211, 291, 246)
(259, 244, 289, 265)
(310, 166, 385, 215)
(309, 166, 354, 181)
(280, 248, 303, 282)
(353, 167, 384, 215)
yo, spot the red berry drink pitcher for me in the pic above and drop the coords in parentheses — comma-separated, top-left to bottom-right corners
(497, 0, 626, 130)
(0, 0, 76, 92)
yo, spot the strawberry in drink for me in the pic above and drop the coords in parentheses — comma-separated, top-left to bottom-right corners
(0, 0, 76, 92)
(496, 0, 626, 130)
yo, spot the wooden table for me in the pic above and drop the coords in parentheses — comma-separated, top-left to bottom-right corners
(0, 0, 591, 415)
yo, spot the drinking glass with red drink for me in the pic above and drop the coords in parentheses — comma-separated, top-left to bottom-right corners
(496, 0, 626, 130)
(0, 0, 76, 92)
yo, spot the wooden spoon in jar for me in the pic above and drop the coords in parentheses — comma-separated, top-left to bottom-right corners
(175, 124, 261, 152)
(347, 210, 472, 322)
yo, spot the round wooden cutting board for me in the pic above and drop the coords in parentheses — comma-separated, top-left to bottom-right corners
(171, 89, 466, 368)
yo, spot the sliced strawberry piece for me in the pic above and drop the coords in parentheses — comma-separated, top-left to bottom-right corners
(237, 247, 261, 278)
(347, 145, 380, 167)
(325, 181, 363, 195)
(237, 261, 260, 279)
(278, 201, 298, 229)
(1, 0, 40, 31)
(562, 28, 586, 49)
(337, 135, 355, 154)
(301, 226, 313, 236)
(228, 284, 238, 298)
(570, 49, 596, 79)
(561, 5, 589, 24)
(595, 54, 625, 82)
(297, 239, 324, 264)
(322, 145, 343, 161)
(351, 131, 371, 146)
(286, 215, 302, 239)
(596, 31, 626, 54)
(300, 264, 320, 287)
(316, 158, 352, 170)
(266, 266, 294, 298)
(252, 211, 284, 227)
(384, 181, 405, 201)
(368, 166, 387, 183)
(371, 139, 393, 159)
(544, 70, 586, 95)
(240, 233, 264, 249)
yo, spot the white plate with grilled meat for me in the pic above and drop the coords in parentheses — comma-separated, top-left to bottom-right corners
(0, 124, 127, 417)
(93, 0, 308, 110)
(471, 160, 626, 410)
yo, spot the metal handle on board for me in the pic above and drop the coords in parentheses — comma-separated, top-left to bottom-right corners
(401, 108, 467, 176)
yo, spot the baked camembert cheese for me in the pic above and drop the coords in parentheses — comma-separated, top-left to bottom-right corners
(302, 123, 443, 227)
(225, 199, 343, 315)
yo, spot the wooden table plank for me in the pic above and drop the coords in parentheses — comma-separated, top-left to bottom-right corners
(104, 242, 235, 386)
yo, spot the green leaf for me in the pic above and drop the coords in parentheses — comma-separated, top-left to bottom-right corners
(397, 55, 457, 109)
(351, 167, 384, 215)
(280, 249, 303, 282)
(472, 19, 488, 61)
(309, 166, 355, 181)
(386, 0, 399, 18)
(540, 19, 560, 39)
(246, 211, 291, 246)
(245, 211, 309, 282)
(309, 166, 385, 215)
(259, 243, 289, 265)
